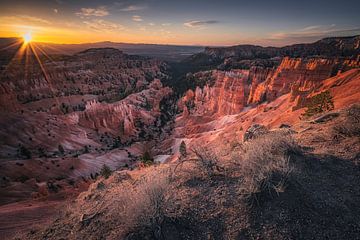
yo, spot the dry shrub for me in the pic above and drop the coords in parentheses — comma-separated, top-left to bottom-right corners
(236, 130, 300, 204)
(172, 147, 224, 180)
(124, 167, 172, 240)
(334, 104, 360, 137)
(191, 147, 224, 179)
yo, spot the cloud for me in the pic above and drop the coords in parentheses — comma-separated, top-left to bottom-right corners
(148, 22, 155, 26)
(76, 7, 109, 17)
(161, 23, 171, 26)
(53, 9, 58, 14)
(132, 15, 143, 22)
(119, 5, 146, 11)
(184, 20, 219, 28)
(83, 19, 123, 32)
(113, 1, 147, 11)
(268, 25, 360, 41)
(298, 25, 322, 32)
(0, 15, 51, 25)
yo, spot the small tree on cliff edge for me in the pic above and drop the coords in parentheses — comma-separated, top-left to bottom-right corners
(100, 164, 112, 179)
(303, 90, 334, 117)
(179, 141, 187, 159)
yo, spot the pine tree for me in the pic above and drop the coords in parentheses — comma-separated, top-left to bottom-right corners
(58, 144, 65, 155)
(303, 90, 334, 117)
(179, 141, 187, 158)
(100, 164, 112, 179)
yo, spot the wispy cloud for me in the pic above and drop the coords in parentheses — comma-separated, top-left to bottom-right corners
(268, 25, 360, 41)
(53, 9, 58, 14)
(298, 25, 323, 32)
(83, 19, 123, 32)
(184, 20, 219, 28)
(119, 5, 146, 11)
(132, 15, 143, 22)
(0, 15, 51, 25)
(76, 7, 109, 17)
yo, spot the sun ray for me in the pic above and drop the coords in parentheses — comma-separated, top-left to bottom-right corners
(33, 43, 60, 66)
(0, 40, 27, 77)
(0, 40, 22, 51)
(28, 42, 67, 126)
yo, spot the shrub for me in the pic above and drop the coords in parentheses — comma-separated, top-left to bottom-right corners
(58, 144, 65, 155)
(236, 130, 299, 205)
(243, 124, 269, 142)
(17, 175, 30, 183)
(179, 141, 187, 159)
(334, 104, 360, 137)
(124, 168, 171, 239)
(140, 151, 154, 165)
(302, 90, 334, 117)
(83, 145, 90, 154)
(18, 145, 31, 159)
(112, 137, 121, 149)
(191, 147, 224, 179)
(100, 164, 112, 179)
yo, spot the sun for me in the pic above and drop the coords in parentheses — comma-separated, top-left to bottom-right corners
(23, 32, 32, 45)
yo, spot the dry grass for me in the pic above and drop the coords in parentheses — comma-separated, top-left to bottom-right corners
(334, 104, 360, 137)
(171, 146, 226, 183)
(235, 130, 300, 204)
(121, 167, 172, 239)
(191, 147, 224, 178)
(74, 167, 173, 240)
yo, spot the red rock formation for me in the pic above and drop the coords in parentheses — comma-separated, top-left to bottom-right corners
(180, 57, 359, 119)
(247, 66, 274, 104)
(77, 79, 172, 137)
(249, 57, 338, 104)
(179, 70, 251, 116)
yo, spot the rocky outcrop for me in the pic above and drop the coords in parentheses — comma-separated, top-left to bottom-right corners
(250, 57, 338, 104)
(179, 70, 251, 116)
(180, 56, 360, 118)
(76, 79, 172, 138)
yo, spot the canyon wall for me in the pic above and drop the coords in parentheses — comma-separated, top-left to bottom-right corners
(180, 57, 360, 117)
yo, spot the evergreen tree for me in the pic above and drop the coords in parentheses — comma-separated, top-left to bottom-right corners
(303, 90, 334, 117)
(179, 141, 187, 158)
(100, 164, 112, 179)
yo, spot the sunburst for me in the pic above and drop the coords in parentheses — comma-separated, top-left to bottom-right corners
(23, 32, 32, 45)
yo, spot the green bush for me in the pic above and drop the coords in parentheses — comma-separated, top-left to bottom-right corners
(100, 164, 112, 179)
(18, 145, 31, 159)
(302, 90, 334, 117)
(179, 141, 187, 158)
(141, 151, 154, 166)
(58, 144, 65, 155)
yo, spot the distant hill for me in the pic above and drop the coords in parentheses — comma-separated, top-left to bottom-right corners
(186, 35, 360, 69)
(0, 38, 204, 62)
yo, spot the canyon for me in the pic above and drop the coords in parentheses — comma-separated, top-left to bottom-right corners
(0, 35, 360, 239)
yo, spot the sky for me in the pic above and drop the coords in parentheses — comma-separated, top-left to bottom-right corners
(0, 0, 359, 46)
